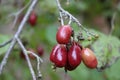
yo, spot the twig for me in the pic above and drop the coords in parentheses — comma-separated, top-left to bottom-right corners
(109, 12, 116, 35)
(68, 16, 72, 25)
(16, 37, 36, 80)
(56, 0, 64, 26)
(0, 0, 38, 79)
(8, 0, 32, 29)
(27, 51, 43, 63)
(37, 58, 42, 79)
(27, 51, 43, 79)
(0, 38, 13, 48)
(56, 0, 96, 36)
(59, 11, 64, 25)
(0, 38, 16, 74)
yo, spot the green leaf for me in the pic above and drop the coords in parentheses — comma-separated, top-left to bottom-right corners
(91, 31, 120, 70)
(0, 34, 10, 55)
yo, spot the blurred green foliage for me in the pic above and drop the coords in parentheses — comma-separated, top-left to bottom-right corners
(0, 34, 10, 55)
(0, 0, 120, 80)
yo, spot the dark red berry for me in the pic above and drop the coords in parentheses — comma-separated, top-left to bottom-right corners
(37, 46, 44, 56)
(68, 43, 82, 69)
(50, 44, 61, 63)
(81, 48, 98, 69)
(28, 11, 37, 26)
(54, 45, 67, 67)
(56, 25, 72, 44)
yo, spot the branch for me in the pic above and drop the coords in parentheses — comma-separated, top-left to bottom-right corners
(27, 51, 43, 63)
(16, 37, 36, 80)
(56, 0, 97, 37)
(0, 38, 16, 74)
(0, 38, 12, 48)
(27, 51, 43, 79)
(0, 0, 39, 79)
(8, 0, 32, 29)
(17, 37, 43, 79)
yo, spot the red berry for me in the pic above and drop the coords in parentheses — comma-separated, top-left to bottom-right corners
(54, 45, 67, 68)
(81, 48, 98, 69)
(37, 46, 44, 56)
(56, 25, 72, 44)
(50, 44, 61, 63)
(68, 43, 82, 69)
(28, 11, 37, 26)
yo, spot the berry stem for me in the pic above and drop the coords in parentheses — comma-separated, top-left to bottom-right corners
(56, 0, 64, 26)
(55, 0, 97, 37)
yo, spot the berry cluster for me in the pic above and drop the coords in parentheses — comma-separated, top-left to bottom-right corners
(50, 25, 98, 71)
